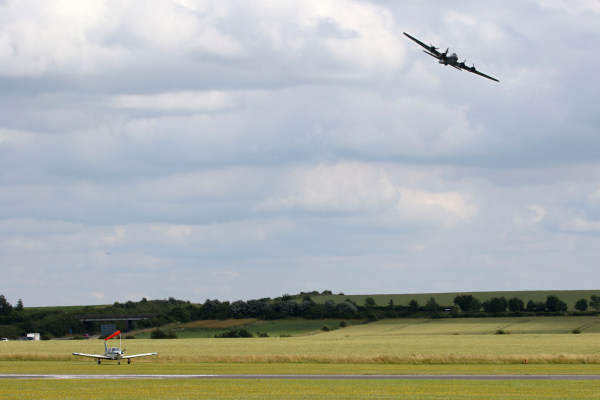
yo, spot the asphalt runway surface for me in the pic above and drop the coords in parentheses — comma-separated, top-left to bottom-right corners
(2, 374, 600, 380)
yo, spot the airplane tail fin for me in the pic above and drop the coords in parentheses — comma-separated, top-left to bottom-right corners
(104, 340, 108, 354)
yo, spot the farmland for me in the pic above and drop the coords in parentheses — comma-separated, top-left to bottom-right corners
(3, 316, 600, 399)
(2, 316, 600, 364)
(133, 318, 351, 339)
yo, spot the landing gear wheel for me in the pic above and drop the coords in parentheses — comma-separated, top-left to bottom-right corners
(97, 359, 101, 364)
(118, 360, 121, 365)
(127, 359, 131, 364)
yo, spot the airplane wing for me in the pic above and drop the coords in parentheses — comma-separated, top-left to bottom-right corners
(122, 352, 157, 359)
(72, 352, 111, 359)
(463, 67, 499, 82)
(403, 32, 441, 58)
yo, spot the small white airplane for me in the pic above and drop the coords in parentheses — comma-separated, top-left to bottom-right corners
(72, 330, 157, 364)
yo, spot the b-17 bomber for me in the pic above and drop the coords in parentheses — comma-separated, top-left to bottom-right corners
(404, 32, 499, 82)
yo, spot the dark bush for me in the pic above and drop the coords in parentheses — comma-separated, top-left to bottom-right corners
(215, 329, 254, 338)
(151, 329, 176, 339)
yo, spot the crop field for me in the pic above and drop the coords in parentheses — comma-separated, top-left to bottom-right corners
(3, 317, 600, 398)
(2, 317, 600, 365)
(133, 318, 351, 339)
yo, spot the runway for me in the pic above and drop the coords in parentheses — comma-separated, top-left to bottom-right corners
(2, 374, 600, 380)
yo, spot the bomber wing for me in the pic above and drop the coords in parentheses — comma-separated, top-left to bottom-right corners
(403, 32, 441, 58)
(463, 66, 499, 82)
(122, 352, 157, 359)
(72, 352, 111, 359)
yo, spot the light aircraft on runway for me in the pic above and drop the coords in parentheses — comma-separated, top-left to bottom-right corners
(403, 32, 499, 82)
(72, 330, 157, 364)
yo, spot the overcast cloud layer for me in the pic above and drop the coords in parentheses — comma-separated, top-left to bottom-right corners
(2, 0, 600, 306)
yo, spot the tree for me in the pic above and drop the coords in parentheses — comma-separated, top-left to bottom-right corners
(482, 297, 507, 313)
(336, 301, 357, 318)
(364, 297, 376, 308)
(453, 295, 481, 312)
(508, 297, 524, 312)
(575, 298, 588, 312)
(425, 297, 440, 313)
(590, 295, 600, 312)
(323, 300, 336, 315)
(15, 299, 24, 312)
(0, 295, 13, 316)
(545, 295, 567, 312)
(534, 301, 546, 312)
(526, 300, 536, 312)
(408, 300, 419, 313)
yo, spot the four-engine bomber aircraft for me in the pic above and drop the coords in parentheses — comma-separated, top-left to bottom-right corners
(72, 330, 157, 364)
(403, 32, 499, 82)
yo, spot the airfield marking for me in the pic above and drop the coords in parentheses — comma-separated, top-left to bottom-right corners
(2, 374, 600, 380)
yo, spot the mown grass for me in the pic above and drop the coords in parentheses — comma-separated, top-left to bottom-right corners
(2, 378, 600, 400)
(3, 360, 600, 375)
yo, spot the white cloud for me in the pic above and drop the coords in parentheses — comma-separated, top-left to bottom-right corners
(0, 0, 130, 75)
(3, 0, 600, 305)
(397, 187, 478, 227)
(261, 162, 399, 213)
(151, 224, 193, 241)
(113, 91, 232, 112)
(103, 226, 127, 245)
(535, 0, 600, 16)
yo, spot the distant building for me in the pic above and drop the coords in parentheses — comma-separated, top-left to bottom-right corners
(26, 333, 40, 341)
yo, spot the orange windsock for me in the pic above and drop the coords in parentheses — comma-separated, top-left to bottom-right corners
(105, 330, 121, 341)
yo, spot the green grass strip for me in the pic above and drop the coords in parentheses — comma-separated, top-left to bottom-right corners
(2, 379, 600, 400)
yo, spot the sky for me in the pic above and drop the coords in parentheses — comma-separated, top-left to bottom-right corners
(1, 0, 600, 307)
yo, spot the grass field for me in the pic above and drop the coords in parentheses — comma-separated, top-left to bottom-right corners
(3, 317, 600, 365)
(135, 315, 600, 340)
(314, 290, 600, 311)
(132, 318, 352, 339)
(3, 317, 600, 399)
(3, 378, 600, 400)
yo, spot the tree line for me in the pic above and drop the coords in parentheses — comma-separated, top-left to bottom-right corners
(2, 292, 600, 339)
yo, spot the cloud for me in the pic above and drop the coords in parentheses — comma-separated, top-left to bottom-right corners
(397, 187, 478, 227)
(2, 0, 600, 305)
(113, 91, 232, 112)
(261, 162, 398, 213)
